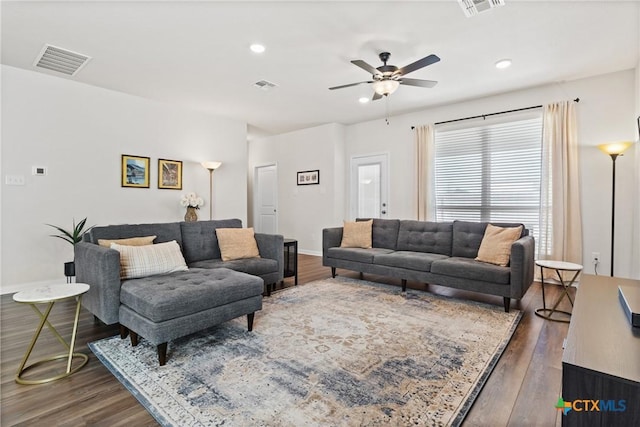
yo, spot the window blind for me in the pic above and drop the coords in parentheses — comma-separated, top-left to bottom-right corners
(434, 116, 543, 242)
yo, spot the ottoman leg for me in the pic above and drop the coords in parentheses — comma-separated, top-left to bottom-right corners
(130, 331, 139, 346)
(247, 312, 255, 332)
(158, 343, 168, 366)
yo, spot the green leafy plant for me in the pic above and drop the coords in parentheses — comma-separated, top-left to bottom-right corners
(46, 217, 93, 246)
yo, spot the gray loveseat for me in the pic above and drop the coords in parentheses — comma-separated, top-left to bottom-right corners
(75, 218, 284, 364)
(323, 219, 535, 312)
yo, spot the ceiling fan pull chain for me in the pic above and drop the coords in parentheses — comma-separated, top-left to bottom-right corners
(385, 96, 390, 125)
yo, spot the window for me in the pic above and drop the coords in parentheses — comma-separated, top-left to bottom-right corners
(434, 115, 543, 243)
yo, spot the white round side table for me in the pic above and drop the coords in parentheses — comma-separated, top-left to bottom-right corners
(534, 260, 583, 323)
(13, 283, 90, 385)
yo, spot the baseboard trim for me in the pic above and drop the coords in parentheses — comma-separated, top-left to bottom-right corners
(299, 249, 321, 257)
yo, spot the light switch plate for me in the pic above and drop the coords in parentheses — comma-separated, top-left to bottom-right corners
(5, 175, 25, 185)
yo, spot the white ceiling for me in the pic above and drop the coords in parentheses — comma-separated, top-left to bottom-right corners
(2, 1, 639, 139)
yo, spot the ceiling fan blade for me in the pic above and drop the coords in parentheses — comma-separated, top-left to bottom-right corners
(372, 92, 383, 101)
(351, 59, 383, 76)
(397, 54, 440, 76)
(399, 78, 438, 88)
(329, 81, 373, 90)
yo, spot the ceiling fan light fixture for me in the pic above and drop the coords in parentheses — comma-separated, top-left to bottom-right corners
(373, 79, 400, 96)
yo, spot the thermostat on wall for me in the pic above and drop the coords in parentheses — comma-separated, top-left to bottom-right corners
(32, 166, 47, 176)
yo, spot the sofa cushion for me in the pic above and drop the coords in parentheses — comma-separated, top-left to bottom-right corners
(180, 219, 242, 263)
(98, 235, 156, 248)
(120, 268, 263, 323)
(452, 220, 526, 259)
(216, 228, 261, 261)
(326, 247, 394, 264)
(341, 220, 373, 248)
(357, 218, 400, 250)
(89, 222, 182, 247)
(111, 240, 188, 279)
(396, 220, 453, 256)
(431, 257, 511, 285)
(373, 251, 449, 272)
(190, 257, 277, 276)
(475, 224, 523, 266)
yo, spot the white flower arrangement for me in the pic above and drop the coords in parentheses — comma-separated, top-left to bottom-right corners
(180, 192, 204, 209)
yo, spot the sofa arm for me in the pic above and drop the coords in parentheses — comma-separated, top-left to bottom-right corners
(509, 235, 535, 299)
(255, 233, 284, 281)
(75, 241, 122, 325)
(323, 227, 343, 257)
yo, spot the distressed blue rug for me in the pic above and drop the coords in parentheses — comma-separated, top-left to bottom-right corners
(89, 277, 522, 426)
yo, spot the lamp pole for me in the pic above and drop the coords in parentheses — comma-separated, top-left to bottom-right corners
(201, 161, 222, 221)
(609, 153, 618, 277)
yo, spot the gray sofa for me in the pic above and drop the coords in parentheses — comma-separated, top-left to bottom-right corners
(323, 219, 535, 312)
(75, 218, 284, 364)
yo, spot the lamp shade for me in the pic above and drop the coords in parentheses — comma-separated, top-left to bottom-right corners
(372, 79, 400, 96)
(201, 161, 222, 171)
(597, 142, 633, 156)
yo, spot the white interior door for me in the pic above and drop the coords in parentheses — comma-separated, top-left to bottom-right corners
(350, 154, 389, 219)
(254, 164, 278, 233)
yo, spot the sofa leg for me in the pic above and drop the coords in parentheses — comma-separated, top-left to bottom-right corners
(247, 312, 255, 332)
(401, 279, 407, 292)
(157, 343, 167, 366)
(266, 283, 272, 297)
(331, 267, 336, 278)
(130, 331, 139, 347)
(119, 325, 129, 339)
(359, 272, 364, 280)
(503, 297, 511, 313)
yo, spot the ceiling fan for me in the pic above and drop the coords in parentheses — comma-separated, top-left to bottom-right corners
(329, 52, 440, 100)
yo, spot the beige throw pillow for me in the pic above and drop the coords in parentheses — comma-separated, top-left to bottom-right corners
(216, 228, 261, 262)
(475, 224, 523, 267)
(340, 220, 373, 249)
(111, 240, 188, 279)
(98, 235, 156, 248)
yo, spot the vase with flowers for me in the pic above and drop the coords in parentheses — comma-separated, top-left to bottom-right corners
(180, 192, 204, 222)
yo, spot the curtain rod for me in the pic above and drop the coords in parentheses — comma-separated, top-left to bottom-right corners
(410, 98, 580, 130)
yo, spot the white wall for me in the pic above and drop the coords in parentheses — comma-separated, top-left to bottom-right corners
(345, 69, 637, 279)
(1, 65, 248, 293)
(248, 123, 345, 255)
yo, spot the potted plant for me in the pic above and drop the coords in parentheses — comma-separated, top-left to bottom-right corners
(46, 217, 93, 277)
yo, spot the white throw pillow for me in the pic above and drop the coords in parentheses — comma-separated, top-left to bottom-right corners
(111, 240, 188, 279)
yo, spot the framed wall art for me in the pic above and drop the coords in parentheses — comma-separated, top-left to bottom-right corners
(121, 154, 150, 188)
(297, 169, 320, 185)
(158, 158, 183, 190)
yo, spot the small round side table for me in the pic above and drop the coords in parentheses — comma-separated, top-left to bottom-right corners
(534, 260, 583, 323)
(13, 283, 90, 385)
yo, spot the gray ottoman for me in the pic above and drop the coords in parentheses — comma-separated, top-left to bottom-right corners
(118, 267, 263, 365)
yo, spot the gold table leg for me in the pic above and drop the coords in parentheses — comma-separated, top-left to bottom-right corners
(15, 295, 89, 385)
(535, 268, 581, 323)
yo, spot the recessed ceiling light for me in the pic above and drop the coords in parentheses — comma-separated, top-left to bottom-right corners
(495, 59, 512, 69)
(358, 97, 370, 104)
(250, 44, 265, 54)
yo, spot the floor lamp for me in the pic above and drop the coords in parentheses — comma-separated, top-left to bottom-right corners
(201, 161, 222, 220)
(597, 141, 632, 277)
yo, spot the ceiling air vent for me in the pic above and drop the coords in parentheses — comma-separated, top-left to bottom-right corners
(33, 44, 91, 76)
(458, 0, 505, 18)
(253, 80, 277, 91)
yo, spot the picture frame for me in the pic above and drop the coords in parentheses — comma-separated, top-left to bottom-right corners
(297, 169, 320, 186)
(158, 158, 183, 190)
(121, 154, 150, 188)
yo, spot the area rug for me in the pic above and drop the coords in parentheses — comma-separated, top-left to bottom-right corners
(89, 277, 522, 427)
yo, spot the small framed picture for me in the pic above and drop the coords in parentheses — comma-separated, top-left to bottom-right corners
(121, 154, 150, 188)
(297, 169, 320, 186)
(158, 159, 183, 190)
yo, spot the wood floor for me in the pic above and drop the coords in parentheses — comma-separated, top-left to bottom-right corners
(1, 254, 572, 426)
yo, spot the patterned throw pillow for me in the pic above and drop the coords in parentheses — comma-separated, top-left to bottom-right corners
(340, 219, 373, 249)
(216, 228, 261, 262)
(98, 235, 156, 248)
(475, 224, 523, 266)
(111, 240, 188, 279)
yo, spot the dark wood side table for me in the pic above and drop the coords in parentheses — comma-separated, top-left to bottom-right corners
(561, 274, 639, 426)
(283, 238, 298, 286)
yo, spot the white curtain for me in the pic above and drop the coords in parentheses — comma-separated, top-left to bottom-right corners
(538, 101, 583, 277)
(416, 124, 435, 221)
